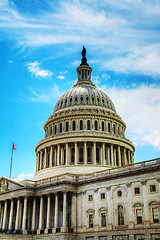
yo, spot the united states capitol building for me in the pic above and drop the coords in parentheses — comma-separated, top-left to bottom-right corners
(0, 48, 160, 240)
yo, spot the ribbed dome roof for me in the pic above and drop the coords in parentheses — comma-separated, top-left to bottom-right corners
(53, 84, 116, 113)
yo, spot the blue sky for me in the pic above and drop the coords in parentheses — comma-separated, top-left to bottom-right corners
(0, 0, 160, 180)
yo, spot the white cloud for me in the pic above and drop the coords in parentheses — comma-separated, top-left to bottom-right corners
(17, 172, 34, 181)
(100, 84, 160, 150)
(9, 60, 13, 63)
(57, 75, 65, 79)
(25, 61, 53, 78)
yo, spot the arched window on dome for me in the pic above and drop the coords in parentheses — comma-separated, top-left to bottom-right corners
(79, 148, 83, 163)
(80, 120, 83, 130)
(118, 205, 124, 225)
(71, 148, 75, 163)
(95, 120, 98, 130)
(66, 122, 69, 132)
(87, 120, 90, 130)
(118, 126, 120, 135)
(102, 121, 104, 131)
(108, 122, 111, 133)
(96, 148, 99, 163)
(55, 125, 57, 134)
(113, 124, 116, 134)
(60, 123, 62, 133)
(72, 120, 76, 131)
(87, 147, 91, 163)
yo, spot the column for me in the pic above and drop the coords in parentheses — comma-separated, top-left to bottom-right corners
(111, 144, 114, 166)
(49, 146, 53, 167)
(2, 200, 7, 231)
(22, 197, 27, 234)
(84, 142, 87, 165)
(61, 146, 64, 165)
(40, 150, 43, 170)
(128, 149, 131, 164)
(75, 142, 78, 165)
(31, 198, 36, 232)
(57, 145, 60, 166)
(72, 193, 77, 231)
(93, 142, 96, 164)
(107, 146, 110, 165)
(38, 196, 43, 232)
(61, 192, 67, 232)
(8, 199, 14, 232)
(102, 143, 105, 165)
(45, 195, 51, 233)
(118, 146, 121, 166)
(124, 148, 127, 165)
(66, 143, 69, 165)
(44, 148, 47, 168)
(55, 147, 57, 166)
(53, 193, 58, 232)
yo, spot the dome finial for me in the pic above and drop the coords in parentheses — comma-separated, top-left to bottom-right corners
(80, 46, 88, 66)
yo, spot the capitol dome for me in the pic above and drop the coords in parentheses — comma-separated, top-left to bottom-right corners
(34, 47, 135, 180)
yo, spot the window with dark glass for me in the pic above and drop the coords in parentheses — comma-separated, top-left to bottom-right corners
(86, 96, 89, 101)
(95, 121, 98, 130)
(136, 209, 142, 224)
(150, 185, 156, 192)
(64, 149, 66, 165)
(70, 98, 72, 102)
(116, 151, 119, 166)
(72, 120, 76, 131)
(60, 123, 62, 133)
(113, 124, 116, 134)
(101, 193, 105, 199)
(102, 99, 104, 104)
(92, 97, 94, 101)
(81, 96, 83, 101)
(96, 148, 99, 163)
(88, 195, 93, 201)
(79, 148, 83, 163)
(101, 213, 106, 227)
(118, 205, 124, 225)
(55, 125, 57, 134)
(89, 214, 93, 228)
(118, 126, 120, 135)
(52, 151, 55, 166)
(135, 187, 140, 194)
(66, 122, 69, 132)
(65, 99, 67, 104)
(71, 148, 75, 163)
(102, 122, 104, 131)
(75, 97, 77, 102)
(87, 120, 90, 130)
(97, 97, 99, 102)
(117, 191, 122, 197)
(80, 120, 83, 130)
(152, 207, 159, 223)
(87, 147, 91, 162)
(108, 122, 111, 132)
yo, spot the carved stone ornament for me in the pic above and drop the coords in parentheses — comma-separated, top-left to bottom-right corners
(0, 180, 9, 193)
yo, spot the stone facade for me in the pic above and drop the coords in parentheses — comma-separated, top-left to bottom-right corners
(0, 49, 160, 240)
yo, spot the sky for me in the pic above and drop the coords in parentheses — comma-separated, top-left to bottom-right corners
(0, 0, 160, 180)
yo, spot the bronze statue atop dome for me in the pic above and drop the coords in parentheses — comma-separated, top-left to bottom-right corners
(80, 46, 88, 66)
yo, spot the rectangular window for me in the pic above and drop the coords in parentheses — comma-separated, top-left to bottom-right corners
(101, 213, 106, 227)
(150, 185, 156, 192)
(99, 237, 107, 240)
(101, 193, 105, 199)
(136, 209, 142, 224)
(88, 195, 93, 201)
(152, 207, 159, 223)
(135, 187, 140, 194)
(86, 238, 94, 240)
(89, 214, 93, 228)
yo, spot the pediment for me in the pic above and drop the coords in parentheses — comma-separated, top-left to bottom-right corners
(0, 177, 24, 193)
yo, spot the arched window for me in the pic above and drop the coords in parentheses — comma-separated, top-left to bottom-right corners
(102, 121, 104, 131)
(71, 148, 75, 163)
(108, 122, 111, 133)
(96, 148, 99, 163)
(113, 124, 116, 134)
(80, 120, 83, 130)
(118, 126, 120, 135)
(72, 121, 76, 131)
(66, 122, 69, 132)
(118, 205, 124, 225)
(60, 123, 62, 133)
(52, 151, 55, 166)
(55, 125, 57, 134)
(79, 148, 83, 163)
(87, 147, 91, 162)
(87, 120, 90, 130)
(95, 120, 98, 130)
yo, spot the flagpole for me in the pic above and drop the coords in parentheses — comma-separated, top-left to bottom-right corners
(9, 142, 14, 178)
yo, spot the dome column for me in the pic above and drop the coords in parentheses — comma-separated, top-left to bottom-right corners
(49, 147, 53, 167)
(66, 143, 69, 165)
(84, 142, 87, 165)
(61, 192, 68, 232)
(128, 149, 131, 164)
(57, 145, 60, 166)
(40, 150, 43, 170)
(111, 144, 114, 166)
(102, 143, 105, 165)
(124, 148, 127, 165)
(118, 146, 121, 166)
(75, 142, 78, 165)
(93, 142, 96, 164)
(107, 146, 110, 165)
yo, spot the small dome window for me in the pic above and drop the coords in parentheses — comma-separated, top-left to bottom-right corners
(70, 98, 72, 103)
(75, 97, 77, 102)
(106, 100, 108, 104)
(65, 99, 67, 104)
(81, 96, 83, 101)
(118, 191, 122, 197)
(86, 96, 89, 101)
(61, 101, 63, 105)
(92, 97, 94, 101)
(97, 98, 99, 102)
(58, 102, 60, 106)
(102, 99, 104, 103)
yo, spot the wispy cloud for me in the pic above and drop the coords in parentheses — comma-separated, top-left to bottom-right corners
(17, 172, 34, 181)
(25, 61, 53, 78)
(57, 75, 65, 79)
(101, 84, 160, 150)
